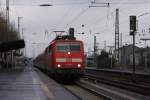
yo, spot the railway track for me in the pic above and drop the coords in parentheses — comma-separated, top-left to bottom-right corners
(63, 83, 108, 100)
(83, 73, 150, 98)
(38, 67, 150, 99)
(85, 68, 150, 84)
(63, 78, 150, 100)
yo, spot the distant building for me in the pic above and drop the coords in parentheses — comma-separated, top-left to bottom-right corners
(119, 45, 150, 70)
(119, 45, 140, 65)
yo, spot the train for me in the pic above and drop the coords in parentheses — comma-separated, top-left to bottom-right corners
(34, 28, 85, 81)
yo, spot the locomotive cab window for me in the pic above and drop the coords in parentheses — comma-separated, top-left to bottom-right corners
(57, 43, 69, 52)
(56, 42, 81, 52)
(70, 44, 80, 51)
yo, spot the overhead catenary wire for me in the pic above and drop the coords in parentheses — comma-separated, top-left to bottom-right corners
(7, 1, 150, 36)
(5, 0, 147, 7)
(88, 3, 147, 34)
(0, 0, 91, 7)
(63, 2, 129, 37)
(52, 6, 75, 30)
(90, 0, 126, 27)
(73, 0, 127, 32)
(95, 0, 147, 30)
(65, 1, 111, 32)
(96, 8, 150, 34)
(65, 7, 90, 29)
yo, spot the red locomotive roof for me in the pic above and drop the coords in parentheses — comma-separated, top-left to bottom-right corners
(48, 35, 83, 47)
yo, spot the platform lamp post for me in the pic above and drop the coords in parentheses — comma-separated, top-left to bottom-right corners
(140, 38, 150, 72)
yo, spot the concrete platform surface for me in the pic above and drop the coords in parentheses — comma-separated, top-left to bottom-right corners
(0, 66, 79, 100)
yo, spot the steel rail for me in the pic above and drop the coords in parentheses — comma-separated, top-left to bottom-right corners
(84, 73, 150, 97)
(76, 81, 111, 100)
(85, 68, 150, 84)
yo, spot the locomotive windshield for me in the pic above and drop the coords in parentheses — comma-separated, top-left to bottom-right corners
(56, 43, 81, 52)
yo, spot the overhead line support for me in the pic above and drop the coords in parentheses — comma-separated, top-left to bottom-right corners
(89, 1, 110, 67)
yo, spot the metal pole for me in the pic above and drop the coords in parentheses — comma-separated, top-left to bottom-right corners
(11, 51, 13, 68)
(111, 54, 113, 68)
(104, 40, 106, 51)
(115, 8, 120, 63)
(18, 17, 20, 38)
(5, 0, 9, 68)
(144, 41, 147, 71)
(94, 36, 96, 67)
(133, 32, 135, 73)
(32, 47, 35, 58)
(18, 17, 23, 38)
(6, 0, 9, 25)
(18, 17, 23, 56)
(110, 47, 113, 68)
(120, 33, 122, 47)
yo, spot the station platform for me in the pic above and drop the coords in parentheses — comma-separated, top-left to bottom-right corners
(0, 65, 79, 100)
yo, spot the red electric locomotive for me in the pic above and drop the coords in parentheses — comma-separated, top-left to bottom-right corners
(34, 28, 85, 81)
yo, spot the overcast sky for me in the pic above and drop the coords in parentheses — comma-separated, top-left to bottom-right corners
(0, 0, 150, 57)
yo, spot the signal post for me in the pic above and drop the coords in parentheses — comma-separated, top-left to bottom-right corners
(130, 16, 137, 74)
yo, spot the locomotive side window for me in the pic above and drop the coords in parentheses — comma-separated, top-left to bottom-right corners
(56, 43, 81, 52)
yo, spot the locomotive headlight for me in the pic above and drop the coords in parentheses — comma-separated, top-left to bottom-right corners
(57, 64, 61, 68)
(68, 52, 71, 55)
(77, 64, 81, 68)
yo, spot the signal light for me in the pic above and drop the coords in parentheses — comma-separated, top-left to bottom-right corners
(130, 16, 136, 35)
(69, 27, 74, 37)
